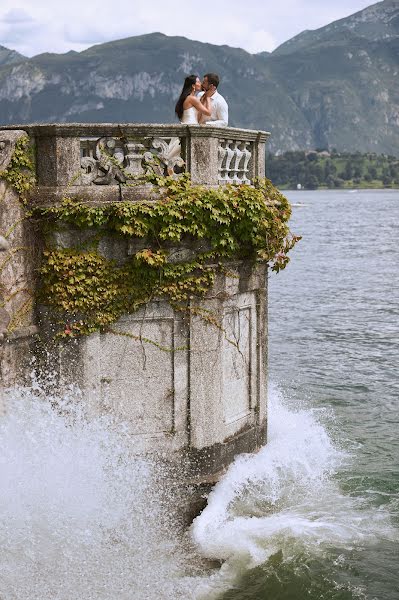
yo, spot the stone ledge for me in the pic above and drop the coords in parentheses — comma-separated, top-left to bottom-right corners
(1, 122, 270, 142)
(184, 420, 267, 480)
(0, 325, 39, 344)
(28, 184, 162, 206)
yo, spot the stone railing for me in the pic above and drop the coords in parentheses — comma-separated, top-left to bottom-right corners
(2, 123, 269, 198)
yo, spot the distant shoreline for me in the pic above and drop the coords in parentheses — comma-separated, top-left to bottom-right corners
(278, 185, 399, 191)
(267, 150, 399, 191)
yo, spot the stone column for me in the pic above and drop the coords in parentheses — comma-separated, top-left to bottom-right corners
(187, 263, 268, 476)
(248, 131, 269, 181)
(185, 126, 220, 185)
(33, 126, 81, 186)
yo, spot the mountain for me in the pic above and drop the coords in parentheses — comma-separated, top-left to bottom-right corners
(0, 45, 25, 67)
(274, 0, 399, 55)
(0, 0, 398, 154)
(267, 0, 399, 153)
(0, 34, 310, 150)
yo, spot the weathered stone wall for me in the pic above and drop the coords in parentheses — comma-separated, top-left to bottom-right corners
(0, 130, 38, 387)
(44, 260, 268, 478)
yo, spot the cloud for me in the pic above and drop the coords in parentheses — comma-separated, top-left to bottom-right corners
(0, 8, 45, 55)
(1, 8, 34, 24)
(64, 24, 112, 45)
(245, 30, 276, 54)
(0, 0, 375, 57)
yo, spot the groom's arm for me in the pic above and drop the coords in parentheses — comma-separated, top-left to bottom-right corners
(205, 96, 228, 127)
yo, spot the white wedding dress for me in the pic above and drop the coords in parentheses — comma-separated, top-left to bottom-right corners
(181, 106, 199, 124)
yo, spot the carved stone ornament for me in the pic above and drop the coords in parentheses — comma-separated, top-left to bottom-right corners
(142, 137, 185, 177)
(80, 137, 127, 185)
(80, 136, 185, 185)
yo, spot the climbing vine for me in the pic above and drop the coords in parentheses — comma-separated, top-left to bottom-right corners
(32, 174, 300, 337)
(0, 135, 36, 335)
(0, 135, 35, 201)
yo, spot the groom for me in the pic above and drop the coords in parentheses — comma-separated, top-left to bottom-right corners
(198, 73, 228, 127)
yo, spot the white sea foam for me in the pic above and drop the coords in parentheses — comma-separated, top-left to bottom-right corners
(0, 381, 396, 600)
(0, 383, 199, 600)
(192, 384, 397, 598)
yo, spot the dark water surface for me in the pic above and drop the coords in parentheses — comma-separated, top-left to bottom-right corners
(203, 190, 399, 600)
(270, 190, 399, 600)
(270, 190, 399, 509)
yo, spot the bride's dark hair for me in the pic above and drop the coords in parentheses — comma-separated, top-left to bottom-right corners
(175, 74, 198, 120)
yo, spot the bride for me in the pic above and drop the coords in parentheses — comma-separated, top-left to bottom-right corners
(175, 75, 211, 124)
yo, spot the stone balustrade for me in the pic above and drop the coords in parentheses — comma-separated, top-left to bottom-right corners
(2, 123, 269, 195)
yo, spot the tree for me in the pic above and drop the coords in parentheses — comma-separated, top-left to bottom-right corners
(304, 174, 319, 189)
(368, 165, 377, 180)
(333, 177, 345, 188)
(353, 166, 363, 178)
(324, 160, 337, 178)
(326, 174, 336, 188)
(343, 162, 354, 180)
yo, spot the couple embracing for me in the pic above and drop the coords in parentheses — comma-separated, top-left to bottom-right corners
(175, 73, 228, 127)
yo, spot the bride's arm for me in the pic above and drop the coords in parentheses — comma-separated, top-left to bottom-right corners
(190, 96, 211, 118)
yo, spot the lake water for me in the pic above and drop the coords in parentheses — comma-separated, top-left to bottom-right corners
(0, 190, 398, 599)
(193, 189, 399, 599)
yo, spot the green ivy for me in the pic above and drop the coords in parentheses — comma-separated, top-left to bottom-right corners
(33, 174, 300, 337)
(0, 135, 35, 201)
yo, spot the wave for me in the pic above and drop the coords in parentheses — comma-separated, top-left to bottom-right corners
(0, 383, 199, 600)
(192, 384, 397, 598)
(0, 380, 396, 599)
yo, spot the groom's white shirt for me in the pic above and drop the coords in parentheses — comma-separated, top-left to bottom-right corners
(198, 90, 228, 127)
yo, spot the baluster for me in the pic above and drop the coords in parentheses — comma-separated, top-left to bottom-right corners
(241, 142, 252, 184)
(224, 140, 235, 183)
(232, 142, 244, 183)
(218, 141, 228, 183)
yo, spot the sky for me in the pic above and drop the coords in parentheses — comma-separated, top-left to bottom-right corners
(0, 0, 378, 57)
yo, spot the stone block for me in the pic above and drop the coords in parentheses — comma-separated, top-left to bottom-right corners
(0, 129, 40, 390)
(35, 136, 81, 186)
(0, 328, 38, 387)
(188, 284, 266, 452)
(222, 306, 252, 424)
(0, 129, 27, 170)
(186, 136, 220, 185)
(53, 302, 190, 453)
